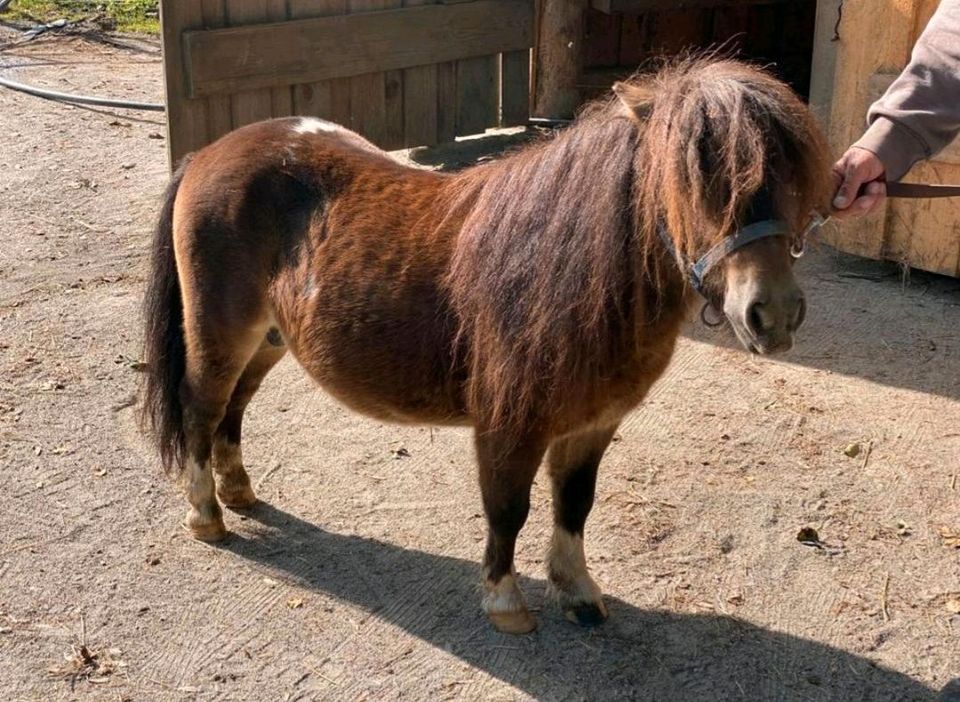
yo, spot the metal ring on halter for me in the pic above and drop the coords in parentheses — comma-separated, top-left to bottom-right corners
(793, 212, 829, 259)
(700, 301, 726, 328)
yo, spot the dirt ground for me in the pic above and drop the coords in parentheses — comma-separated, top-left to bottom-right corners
(1, 29, 959, 702)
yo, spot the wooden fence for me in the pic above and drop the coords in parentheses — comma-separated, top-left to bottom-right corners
(160, 0, 533, 166)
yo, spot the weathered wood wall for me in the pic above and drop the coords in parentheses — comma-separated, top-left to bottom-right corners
(161, 0, 533, 167)
(580, 1, 818, 101)
(821, 0, 960, 277)
(532, 0, 817, 119)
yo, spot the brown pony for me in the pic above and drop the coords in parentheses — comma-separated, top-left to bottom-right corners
(142, 58, 831, 634)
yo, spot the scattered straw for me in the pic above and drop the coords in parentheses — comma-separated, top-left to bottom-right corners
(860, 440, 873, 470)
(47, 614, 123, 690)
(881, 573, 890, 622)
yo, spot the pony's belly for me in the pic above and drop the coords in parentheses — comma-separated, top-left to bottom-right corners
(313, 371, 468, 426)
(276, 301, 467, 426)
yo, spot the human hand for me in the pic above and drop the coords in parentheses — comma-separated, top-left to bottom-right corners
(831, 147, 887, 219)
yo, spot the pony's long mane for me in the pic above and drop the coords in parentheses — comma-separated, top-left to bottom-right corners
(444, 58, 831, 434)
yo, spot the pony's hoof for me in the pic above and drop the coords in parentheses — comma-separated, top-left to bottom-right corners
(217, 483, 257, 509)
(488, 609, 538, 635)
(184, 511, 228, 542)
(563, 600, 608, 627)
(483, 573, 536, 634)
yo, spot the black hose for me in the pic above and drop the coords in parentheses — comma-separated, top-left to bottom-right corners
(0, 74, 164, 110)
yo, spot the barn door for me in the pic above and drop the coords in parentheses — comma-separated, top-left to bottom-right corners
(820, 0, 960, 277)
(160, 0, 533, 166)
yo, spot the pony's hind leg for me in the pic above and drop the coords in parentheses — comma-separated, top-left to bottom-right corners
(213, 334, 286, 508)
(546, 424, 617, 626)
(179, 285, 273, 541)
(475, 430, 547, 634)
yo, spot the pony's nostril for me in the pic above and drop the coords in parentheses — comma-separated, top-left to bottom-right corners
(792, 295, 807, 330)
(747, 301, 766, 337)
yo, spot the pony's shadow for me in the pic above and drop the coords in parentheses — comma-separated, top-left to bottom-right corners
(220, 502, 943, 701)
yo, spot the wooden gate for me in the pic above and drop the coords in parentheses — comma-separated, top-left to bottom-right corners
(160, 0, 533, 167)
(820, 0, 960, 277)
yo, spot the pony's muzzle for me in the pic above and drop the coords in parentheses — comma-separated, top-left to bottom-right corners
(740, 290, 805, 355)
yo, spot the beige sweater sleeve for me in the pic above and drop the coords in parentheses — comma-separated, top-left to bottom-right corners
(853, 0, 960, 181)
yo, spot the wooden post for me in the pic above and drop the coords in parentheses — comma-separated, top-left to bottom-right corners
(533, 0, 587, 119)
(808, 0, 842, 129)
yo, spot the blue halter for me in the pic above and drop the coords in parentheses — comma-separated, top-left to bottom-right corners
(656, 218, 792, 295)
(657, 186, 827, 295)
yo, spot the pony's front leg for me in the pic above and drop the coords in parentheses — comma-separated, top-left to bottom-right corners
(475, 430, 548, 634)
(546, 424, 617, 626)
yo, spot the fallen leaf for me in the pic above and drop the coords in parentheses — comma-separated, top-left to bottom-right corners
(287, 598, 304, 609)
(843, 443, 861, 458)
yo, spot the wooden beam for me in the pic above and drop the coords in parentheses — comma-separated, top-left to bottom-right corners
(533, 0, 586, 119)
(809, 0, 842, 127)
(160, 0, 207, 168)
(500, 49, 531, 126)
(183, 0, 533, 98)
(823, 0, 919, 262)
(591, 0, 779, 14)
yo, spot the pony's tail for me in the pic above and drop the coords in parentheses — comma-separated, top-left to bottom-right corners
(140, 155, 192, 473)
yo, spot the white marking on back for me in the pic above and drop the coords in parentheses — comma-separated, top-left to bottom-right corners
(292, 117, 341, 135)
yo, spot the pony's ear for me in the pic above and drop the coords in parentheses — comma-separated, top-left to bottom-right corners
(613, 81, 654, 120)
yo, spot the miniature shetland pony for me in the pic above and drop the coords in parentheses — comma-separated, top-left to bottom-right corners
(142, 59, 830, 633)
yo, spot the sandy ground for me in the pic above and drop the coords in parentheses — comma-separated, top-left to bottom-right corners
(1, 29, 959, 702)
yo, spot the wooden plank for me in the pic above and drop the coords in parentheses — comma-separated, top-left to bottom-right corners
(289, 0, 352, 127)
(711, 5, 750, 46)
(201, 0, 233, 142)
(592, 0, 779, 14)
(383, 66, 406, 150)
(744, 2, 779, 56)
(267, 0, 293, 117)
(885, 168, 960, 276)
(456, 55, 498, 136)
(348, 0, 389, 148)
(618, 13, 648, 66)
(648, 8, 710, 55)
(809, 0, 843, 122)
(437, 60, 457, 142)
(584, 8, 621, 67)
(500, 49, 530, 127)
(532, 0, 586, 119)
(884, 0, 960, 276)
(160, 0, 208, 168)
(824, 0, 919, 261)
(184, 0, 534, 98)
(402, 0, 439, 148)
(227, 0, 275, 128)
